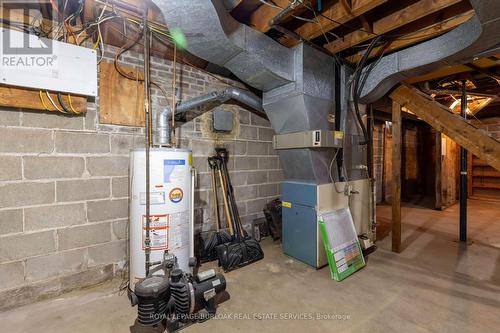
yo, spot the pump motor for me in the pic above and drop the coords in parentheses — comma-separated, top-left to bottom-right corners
(129, 256, 227, 332)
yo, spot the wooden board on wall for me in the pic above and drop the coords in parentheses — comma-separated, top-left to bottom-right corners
(470, 155, 500, 200)
(99, 62, 144, 127)
(402, 126, 418, 198)
(0, 86, 87, 113)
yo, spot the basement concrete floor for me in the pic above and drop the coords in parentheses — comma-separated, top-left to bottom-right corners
(1, 199, 499, 333)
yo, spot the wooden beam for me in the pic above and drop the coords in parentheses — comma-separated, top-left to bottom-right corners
(465, 63, 500, 82)
(405, 57, 499, 83)
(85, 0, 209, 70)
(89, 0, 166, 25)
(324, 0, 461, 53)
(390, 84, 500, 172)
(284, 0, 387, 47)
(391, 100, 402, 253)
(0, 86, 87, 114)
(346, 10, 474, 63)
(248, 0, 311, 33)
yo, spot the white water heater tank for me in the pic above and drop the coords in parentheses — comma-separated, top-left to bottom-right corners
(129, 148, 193, 285)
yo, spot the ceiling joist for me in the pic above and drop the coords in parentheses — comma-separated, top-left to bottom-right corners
(324, 0, 462, 53)
(283, 0, 388, 47)
(346, 10, 474, 63)
(248, 0, 312, 33)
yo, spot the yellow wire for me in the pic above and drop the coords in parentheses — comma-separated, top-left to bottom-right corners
(67, 94, 79, 113)
(93, 33, 100, 49)
(125, 17, 172, 39)
(39, 90, 51, 111)
(150, 27, 171, 38)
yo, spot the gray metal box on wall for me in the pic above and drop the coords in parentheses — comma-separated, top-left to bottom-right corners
(212, 109, 233, 132)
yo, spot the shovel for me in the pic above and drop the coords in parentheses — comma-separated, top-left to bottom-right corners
(199, 157, 232, 263)
(214, 153, 264, 272)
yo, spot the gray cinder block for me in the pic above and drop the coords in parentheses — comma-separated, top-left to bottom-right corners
(86, 199, 128, 222)
(58, 223, 111, 250)
(56, 179, 110, 202)
(0, 231, 56, 261)
(25, 248, 87, 282)
(0, 182, 55, 208)
(24, 156, 85, 179)
(55, 132, 109, 154)
(0, 261, 24, 290)
(25, 203, 86, 231)
(0, 209, 23, 235)
(86, 156, 128, 177)
(0, 128, 52, 153)
(0, 156, 21, 181)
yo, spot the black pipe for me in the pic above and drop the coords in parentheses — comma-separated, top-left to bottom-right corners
(459, 80, 468, 242)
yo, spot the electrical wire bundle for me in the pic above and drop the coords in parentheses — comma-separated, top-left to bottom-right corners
(350, 35, 383, 146)
(39, 91, 81, 114)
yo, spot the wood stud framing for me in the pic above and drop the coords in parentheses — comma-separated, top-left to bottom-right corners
(391, 100, 402, 253)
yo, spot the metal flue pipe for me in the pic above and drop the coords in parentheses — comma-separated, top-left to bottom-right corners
(156, 87, 264, 145)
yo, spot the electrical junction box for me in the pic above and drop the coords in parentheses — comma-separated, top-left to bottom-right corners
(212, 109, 233, 132)
(0, 28, 98, 96)
(273, 130, 343, 150)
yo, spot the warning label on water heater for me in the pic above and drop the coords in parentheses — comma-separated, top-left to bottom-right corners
(142, 215, 169, 250)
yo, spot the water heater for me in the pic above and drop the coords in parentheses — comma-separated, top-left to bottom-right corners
(129, 148, 194, 285)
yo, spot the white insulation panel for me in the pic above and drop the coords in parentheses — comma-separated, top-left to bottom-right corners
(0, 28, 97, 96)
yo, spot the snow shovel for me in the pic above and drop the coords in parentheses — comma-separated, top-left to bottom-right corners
(215, 155, 264, 272)
(199, 157, 232, 262)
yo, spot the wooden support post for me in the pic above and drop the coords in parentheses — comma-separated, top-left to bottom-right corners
(392, 100, 402, 253)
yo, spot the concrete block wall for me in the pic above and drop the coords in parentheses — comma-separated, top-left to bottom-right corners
(0, 45, 282, 310)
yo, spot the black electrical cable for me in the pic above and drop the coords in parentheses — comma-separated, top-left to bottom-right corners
(352, 35, 383, 145)
(57, 93, 74, 114)
(65, 0, 85, 26)
(0, 18, 32, 34)
(114, 27, 144, 81)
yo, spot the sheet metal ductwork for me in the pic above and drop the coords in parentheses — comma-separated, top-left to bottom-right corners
(152, 0, 294, 91)
(152, 0, 500, 183)
(262, 45, 336, 183)
(359, 0, 500, 103)
(156, 87, 264, 145)
(153, 0, 336, 183)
